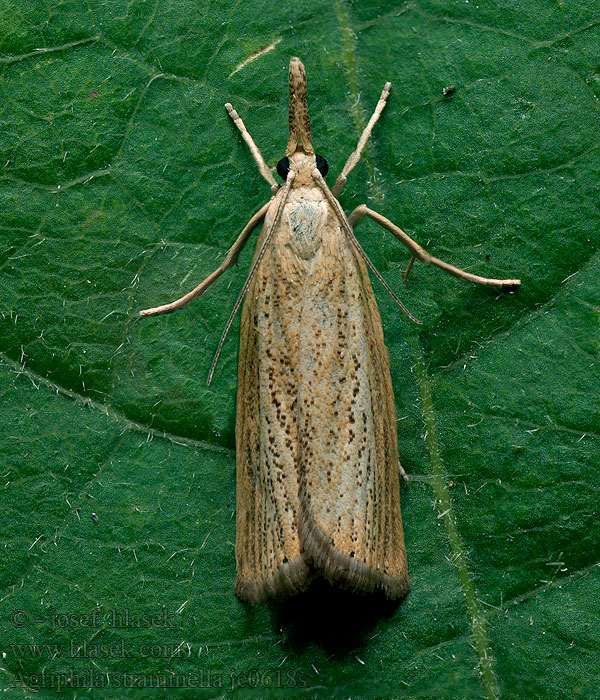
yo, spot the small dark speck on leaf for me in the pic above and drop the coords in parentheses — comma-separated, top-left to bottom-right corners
(485, 253, 491, 260)
(91, 512, 99, 522)
(443, 85, 456, 97)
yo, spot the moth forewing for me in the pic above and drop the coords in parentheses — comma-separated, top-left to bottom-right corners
(234, 185, 312, 603)
(139, 56, 520, 605)
(294, 205, 410, 598)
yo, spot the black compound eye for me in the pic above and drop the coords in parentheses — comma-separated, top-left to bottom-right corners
(316, 154, 329, 177)
(276, 157, 290, 181)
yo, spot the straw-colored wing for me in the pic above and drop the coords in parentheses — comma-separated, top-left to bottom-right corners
(234, 199, 311, 604)
(295, 197, 410, 599)
(235, 188, 409, 603)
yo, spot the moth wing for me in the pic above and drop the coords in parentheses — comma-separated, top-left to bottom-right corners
(234, 212, 311, 604)
(297, 223, 410, 599)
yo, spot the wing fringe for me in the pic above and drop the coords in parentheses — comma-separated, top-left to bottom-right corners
(299, 506, 410, 600)
(235, 555, 311, 604)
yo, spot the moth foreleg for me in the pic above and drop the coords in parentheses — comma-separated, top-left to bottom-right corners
(139, 201, 270, 317)
(331, 82, 391, 198)
(225, 103, 279, 194)
(348, 205, 521, 290)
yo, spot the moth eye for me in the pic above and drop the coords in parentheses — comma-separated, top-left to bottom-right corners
(276, 157, 290, 180)
(316, 154, 329, 177)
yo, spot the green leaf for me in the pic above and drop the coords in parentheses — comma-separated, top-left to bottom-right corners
(1, 1, 599, 698)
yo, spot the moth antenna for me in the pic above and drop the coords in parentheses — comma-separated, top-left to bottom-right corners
(312, 169, 422, 325)
(345, 225, 422, 325)
(207, 172, 296, 384)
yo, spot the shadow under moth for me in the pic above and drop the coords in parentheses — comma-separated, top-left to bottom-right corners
(140, 57, 520, 604)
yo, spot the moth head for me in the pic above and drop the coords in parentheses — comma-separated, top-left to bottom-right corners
(278, 57, 328, 184)
(276, 152, 328, 185)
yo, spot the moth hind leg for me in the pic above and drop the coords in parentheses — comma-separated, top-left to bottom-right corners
(398, 461, 409, 483)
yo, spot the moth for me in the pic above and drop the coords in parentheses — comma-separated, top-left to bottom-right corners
(140, 57, 520, 604)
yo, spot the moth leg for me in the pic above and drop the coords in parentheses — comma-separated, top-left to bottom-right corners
(398, 462, 409, 483)
(225, 103, 280, 194)
(331, 82, 391, 198)
(347, 205, 521, 290)
(139, 201, 270, 317)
